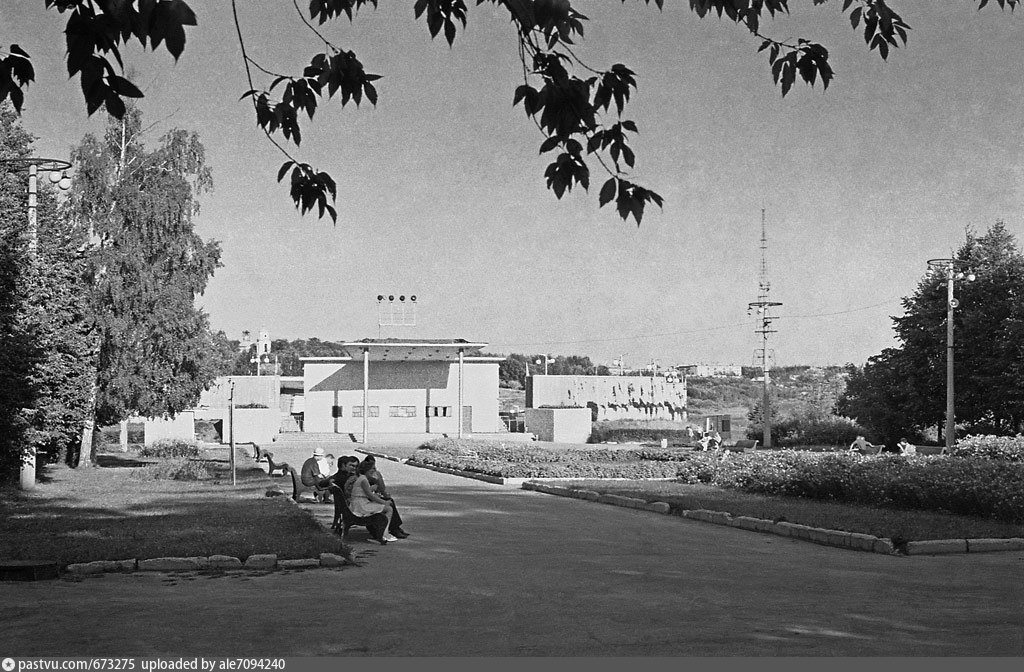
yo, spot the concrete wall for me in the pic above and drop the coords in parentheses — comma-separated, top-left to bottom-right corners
(303, 360, 499, 434)
(192, 408, 281, 445)
(525, 407, 593, 443)
(197, 376, 280, 410)
(527, 375, 687, 422)
(140, 412, 195, 446)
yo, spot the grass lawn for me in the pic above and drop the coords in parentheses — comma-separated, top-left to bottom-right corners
(0, 448, 347, 566)
(543, 479, 1024, 543)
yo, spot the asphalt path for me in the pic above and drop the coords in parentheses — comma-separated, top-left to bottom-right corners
(2, 451, 1022, 656)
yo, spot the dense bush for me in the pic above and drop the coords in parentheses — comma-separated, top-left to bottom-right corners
(136, 439, 200, 459)
(747, 413, 866, 447)
(673, 451, 1024, 523)
(415, 438, 693, 463)
(413, 453, 681, 479)
(588, 427, 697, 444)
(130, 457, 213, 481)
(952, 435, 1024, 462)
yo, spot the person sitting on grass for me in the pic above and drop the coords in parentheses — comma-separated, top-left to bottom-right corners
(360, 456, 409, 539)
(300, 447, 334, 503)
(897, 438, 917, 455)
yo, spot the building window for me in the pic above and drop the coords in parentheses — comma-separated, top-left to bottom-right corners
(331, 405, 343, 418)
(426, 406, 452, 417)
(389, 405, 417, 418)
(352, 406, 379, 418)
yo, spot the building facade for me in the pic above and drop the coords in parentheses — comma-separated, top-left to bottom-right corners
(527, 374, 688, 422)
(302, 339, 502, 436)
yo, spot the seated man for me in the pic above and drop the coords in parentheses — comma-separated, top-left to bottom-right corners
(300, 447, 334, 502)
(360, 455, 409, 538)
(849, 435, 878, 454)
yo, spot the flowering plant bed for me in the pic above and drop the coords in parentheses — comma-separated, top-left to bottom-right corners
(413, 438, 1024, 524)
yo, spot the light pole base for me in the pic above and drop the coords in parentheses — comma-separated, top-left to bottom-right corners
(19, 451, 36, 490)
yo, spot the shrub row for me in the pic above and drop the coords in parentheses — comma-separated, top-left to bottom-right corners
(952, 434, 1024, 462)
(136, 438, 200, 459)
(416, 438, 1024, 523)
(130, 457, 214, 481)
(415, 438, 693, 464)
(587, 427, 697, 444)
(673, 451, 1024, 523)
(412, 454, 682, 479)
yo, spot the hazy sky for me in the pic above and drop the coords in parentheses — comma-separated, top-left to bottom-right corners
(5, 1, 1022, 368)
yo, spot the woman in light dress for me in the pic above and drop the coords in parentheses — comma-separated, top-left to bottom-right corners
(348, 460, 399, 543)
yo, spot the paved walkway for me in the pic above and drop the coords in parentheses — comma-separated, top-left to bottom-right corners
(2, 445, 1023, 656)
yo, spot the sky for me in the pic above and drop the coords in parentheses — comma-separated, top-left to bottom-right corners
(4, 1, 1022, 369)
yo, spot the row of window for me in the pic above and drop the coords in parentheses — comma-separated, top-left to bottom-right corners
(331, 405, 453, 418)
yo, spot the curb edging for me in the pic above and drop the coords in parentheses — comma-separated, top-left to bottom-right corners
(64, 552, 354, 577)
(520, 482, 1024, 556)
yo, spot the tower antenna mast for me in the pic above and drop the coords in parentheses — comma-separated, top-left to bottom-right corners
(748, 208, 782, 448)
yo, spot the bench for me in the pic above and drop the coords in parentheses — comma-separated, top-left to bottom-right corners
(261, 450, 289, 477)
(722, 439, 759, 452)
(329, 485, 388, 544)
(288, 466, 331, 503)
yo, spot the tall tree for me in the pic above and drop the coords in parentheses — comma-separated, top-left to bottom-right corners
(0, 103, 96, 481)
(838, 222, 1024, 441)
(67, 104, 225, 465)
(2, 1, 1018, 224)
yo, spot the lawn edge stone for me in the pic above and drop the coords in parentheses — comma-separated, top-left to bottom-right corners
(966, 537, 1024, 553)
(906, 539, 969, 555)
(515, 481, 1002, 556)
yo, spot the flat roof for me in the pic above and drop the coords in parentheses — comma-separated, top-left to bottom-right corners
(299, 339, 492, 363)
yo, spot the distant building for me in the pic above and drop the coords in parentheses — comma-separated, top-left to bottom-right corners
(302, 339, 502, 436)
(677, 363, 743, 378)
(527, 374, 687, 422)
(238, 330, 253, 353)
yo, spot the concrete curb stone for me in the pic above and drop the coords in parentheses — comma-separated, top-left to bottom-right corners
(967, 538, 1024, 553)
(319, 553, 349, 567)
(244, 554, 277, 570)
(278, 558, 320, 569)
(66, 559, 136, 575)
(138, 557, 209, 572)
(207, 555, 243, 570)
(906, 539, 969, 555)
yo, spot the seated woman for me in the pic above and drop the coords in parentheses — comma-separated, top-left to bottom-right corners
(331, 457, 389, 544)
(360, 456, 409, 538)
(348, 461, 400, 543)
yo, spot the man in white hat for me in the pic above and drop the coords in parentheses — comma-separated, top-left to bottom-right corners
(300, 447, 333, 501)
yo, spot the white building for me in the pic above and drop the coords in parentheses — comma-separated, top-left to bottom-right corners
(302, 339, 502, 438)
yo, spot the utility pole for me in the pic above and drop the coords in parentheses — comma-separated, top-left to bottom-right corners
(927, 258, 976, 452)
(748, 208, 782, 449)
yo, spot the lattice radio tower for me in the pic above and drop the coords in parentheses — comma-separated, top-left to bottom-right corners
(747, 208, 782, 448)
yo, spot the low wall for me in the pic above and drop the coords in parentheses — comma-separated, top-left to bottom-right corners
(525, 408, 592, 444)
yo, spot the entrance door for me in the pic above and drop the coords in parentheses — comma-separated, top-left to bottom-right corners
(462, 406, 472, 434)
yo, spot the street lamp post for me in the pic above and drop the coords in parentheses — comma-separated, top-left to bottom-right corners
(927, 258, 976, 452)
(0, 157, 73, 491)
(535, 355, 553, 375)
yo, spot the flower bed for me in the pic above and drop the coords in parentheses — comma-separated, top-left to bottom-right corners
(413, 438, 1024, 523)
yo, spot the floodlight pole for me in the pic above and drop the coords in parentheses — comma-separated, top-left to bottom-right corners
(927, 258, 976, 452)
(229, 379, 236, 486)
(1, 157, 73, 490)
